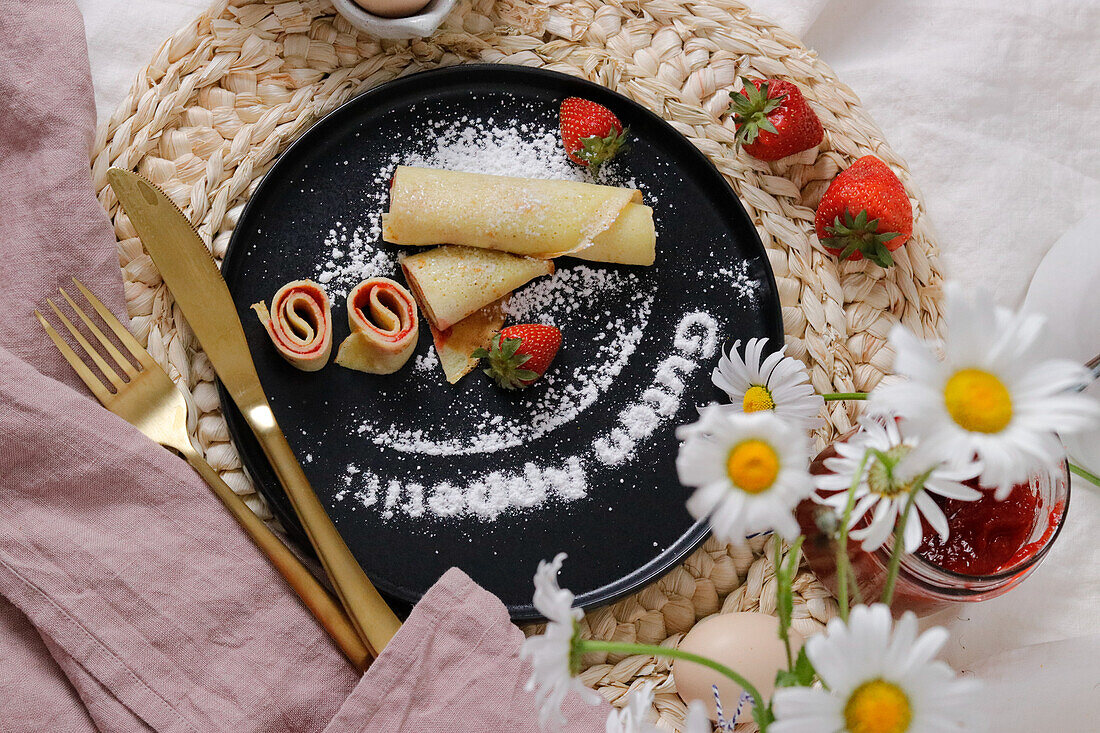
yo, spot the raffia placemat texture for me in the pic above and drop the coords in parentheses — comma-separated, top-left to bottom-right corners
(90, 0, 944, 729)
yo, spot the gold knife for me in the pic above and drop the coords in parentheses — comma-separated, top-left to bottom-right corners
(107, 167, 401, 657)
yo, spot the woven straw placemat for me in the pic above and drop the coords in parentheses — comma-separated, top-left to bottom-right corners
(91, 1, 944, 729)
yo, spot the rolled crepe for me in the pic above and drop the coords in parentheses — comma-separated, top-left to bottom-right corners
(335, 278, 418, 374)
(573, 202, 656, 266)
(382, 166, 656, 265)
(251, 279, 333, 371)
(430, 297, 508, 384)
(399, 245, 552, 331)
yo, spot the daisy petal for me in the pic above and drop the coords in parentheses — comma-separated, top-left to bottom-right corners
(874, 282, 1099, 499)
(775, 604, 984, 732)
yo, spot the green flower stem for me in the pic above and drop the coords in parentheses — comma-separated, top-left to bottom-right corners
(579, 640, 766, 716)
(836, 450, 871, 622)
(773, 533, 794, 671)
(880, 473, 930, 606)
(846, 560, 864, 606)
(1069, 461, 1100, 488)
(822, 392, 869, 401)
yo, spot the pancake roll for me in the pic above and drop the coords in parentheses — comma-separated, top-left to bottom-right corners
(383, 166, 655, 266)
(335, 278, 419, 374)
(251, 279, 333, 371)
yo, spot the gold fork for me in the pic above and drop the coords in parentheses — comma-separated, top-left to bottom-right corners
(36, 278, 370, 670)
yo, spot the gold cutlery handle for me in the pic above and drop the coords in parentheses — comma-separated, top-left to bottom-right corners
(182, 447, 372, 670)
(247, 403, 402, 657)
(102, 170, 400, 656)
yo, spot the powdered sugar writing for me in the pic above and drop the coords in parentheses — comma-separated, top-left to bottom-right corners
(339, 457, 588, 521)
(594, 311, 719, 465)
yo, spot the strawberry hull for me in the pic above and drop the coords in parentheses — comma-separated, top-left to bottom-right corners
(732, 79, 824, 162)
(559, 96, 629, 170)
(814, 155, 912, 267)
(474, 323, 563, 390)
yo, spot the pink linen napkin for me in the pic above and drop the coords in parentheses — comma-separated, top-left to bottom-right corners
(0, 1, 610, 730)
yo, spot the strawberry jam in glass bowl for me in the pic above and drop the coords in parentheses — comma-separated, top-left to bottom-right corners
(797, 436, 1070, 617)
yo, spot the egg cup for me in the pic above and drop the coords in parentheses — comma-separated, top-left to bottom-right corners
(331, 0, 458, 40)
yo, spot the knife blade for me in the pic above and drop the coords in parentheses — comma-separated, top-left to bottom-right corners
(107, 167, 400, 656)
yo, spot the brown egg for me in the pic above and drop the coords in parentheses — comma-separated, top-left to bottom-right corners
(353, 0, 431, 19)
(673, 612, 804, 722)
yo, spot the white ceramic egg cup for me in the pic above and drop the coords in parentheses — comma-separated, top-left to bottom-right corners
(331, 0, 457, 40)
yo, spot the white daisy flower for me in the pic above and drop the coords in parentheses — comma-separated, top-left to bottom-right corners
(521, 553, 601, 729)
(684, 700, 714, 733)
(712, 338, 824, 429)
(871, 282, 1100, 498)
(676, 409, 813, 542)
(604, 682, 661, 733)
(814, 418, 983, 552)
(771, 604, 983, 733)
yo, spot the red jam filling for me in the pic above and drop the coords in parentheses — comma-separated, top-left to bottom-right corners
(916, 479, 1040, 576)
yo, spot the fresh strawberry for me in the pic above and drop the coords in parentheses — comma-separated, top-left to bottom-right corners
(730, 77, 824, 161)
(559, 97, 629, 174)
(472, 324, 562, 390)
(814, 155, 913, 267)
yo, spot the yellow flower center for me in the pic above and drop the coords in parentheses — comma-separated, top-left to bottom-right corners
(726, 439, 780, 494)
(866, 445, 913, 498)
(742, 385, 776, 413)
(943, 368, 1013, 434)
(844, 679, 912, 733)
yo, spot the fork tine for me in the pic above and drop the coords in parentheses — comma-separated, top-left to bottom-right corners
(36, 310, 113, 404)
(46, 297, 126, 390)
(59, 287, 139, 379)
(70, 277, 154, 368)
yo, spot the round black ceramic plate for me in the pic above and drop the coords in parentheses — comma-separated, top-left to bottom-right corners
(220, 64, 782, 620)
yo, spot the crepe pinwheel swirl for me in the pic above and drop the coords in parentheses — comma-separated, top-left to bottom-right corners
(335, 277, 419, 374)
(251, 279, 333, 372)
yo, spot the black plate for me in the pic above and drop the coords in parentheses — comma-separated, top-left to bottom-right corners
(219, 64, 782, 620)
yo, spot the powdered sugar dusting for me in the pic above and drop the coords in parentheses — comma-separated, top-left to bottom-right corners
(399, 118, 640, 189)
(287, 99, 765, 523)
(312, 115, 642, 301)
(715, 260, 759, 302)
(414, 346, 439, 373)
(314, 221, 397, 299)
(364, 265, 655, 456)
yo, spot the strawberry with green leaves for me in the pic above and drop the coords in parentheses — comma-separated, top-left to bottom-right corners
(559, 97, 629, 175)
(815, 155, 913, 268)
(730, 77, 824, 161)
(473, 324, 562, 390)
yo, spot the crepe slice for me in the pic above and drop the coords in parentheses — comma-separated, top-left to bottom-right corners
(250, 279, 333, 371)
(334, 278, 419, 374)
(382, 166, 655, 265)
(429, 297, 508, 384)
(399, 245, 552, 331)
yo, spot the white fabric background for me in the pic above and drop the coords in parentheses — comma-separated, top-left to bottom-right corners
(76, 0, 1100, 729)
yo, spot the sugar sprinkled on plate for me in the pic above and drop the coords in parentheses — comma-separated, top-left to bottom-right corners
(297, 103, 761, 523)
(413, 346, 439, 373)
(314, 222, 396, 299)
(399, 120, 640, 189)
(364, 265, 655, 456)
